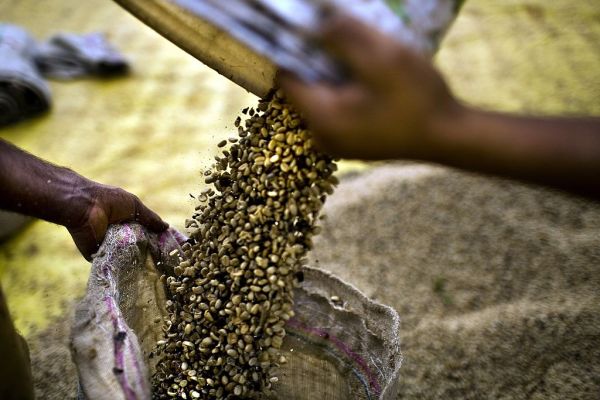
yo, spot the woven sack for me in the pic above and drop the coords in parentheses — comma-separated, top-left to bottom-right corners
(71, 224, 401, 399)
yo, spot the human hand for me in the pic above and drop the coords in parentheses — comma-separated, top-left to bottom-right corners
(279, 14, 464, 160)
(65, 181, 168, 260)
(0, 140, 168, 260)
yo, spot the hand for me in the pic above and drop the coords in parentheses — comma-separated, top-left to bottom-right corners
(281, 15, 600, 199)
(0, 140, 169, 260)
(279, 14, 463, 160)
(65, 182, 168, 260)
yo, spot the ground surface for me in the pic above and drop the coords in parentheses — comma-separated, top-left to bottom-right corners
(0, 0, 598, 398)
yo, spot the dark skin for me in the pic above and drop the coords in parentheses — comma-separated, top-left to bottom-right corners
(0, 287, 33, 400)
(280, 15, 600, 200)
(0, 138, 168, 399)
(0, 139, 168, 260)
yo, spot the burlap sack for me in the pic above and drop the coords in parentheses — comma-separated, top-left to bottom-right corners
(70, 224, 401, 399)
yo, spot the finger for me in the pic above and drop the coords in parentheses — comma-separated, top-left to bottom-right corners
(320, 14, 399, 84)
(279, 73, 343, 128)
(132, 197, 169, 232)
(102, 189, 134, 221)
(281, 74, 371, 156)
(104, 189, 168, 232)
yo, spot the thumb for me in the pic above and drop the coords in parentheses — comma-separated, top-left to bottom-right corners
(67, 206, 107, 261)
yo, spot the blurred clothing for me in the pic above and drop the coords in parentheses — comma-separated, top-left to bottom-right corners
(0, 24, 51, 127)
(0, 23, 129, 127)
(35, 32, 129, 79)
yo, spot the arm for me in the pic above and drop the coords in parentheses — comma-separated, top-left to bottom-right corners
(280, 15, 600, 199)
(0, 139, 168, 259)
(433, 110, 600, 198)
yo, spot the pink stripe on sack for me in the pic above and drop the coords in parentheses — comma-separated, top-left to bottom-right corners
(105, 296, 139, 400)
(286, 317, 382, 395)
(99, 226, 147, 400)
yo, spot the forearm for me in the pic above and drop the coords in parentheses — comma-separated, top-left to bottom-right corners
(430, 106, 600, 198)
(0, 139, 92, 227)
